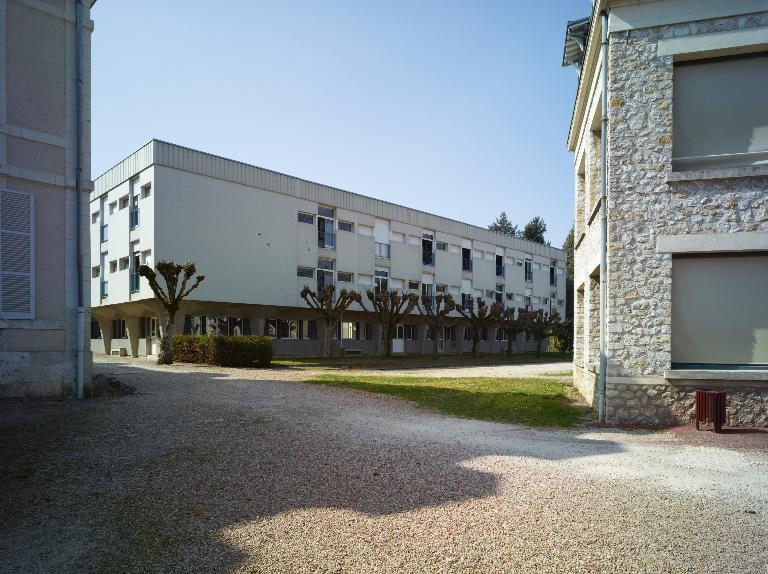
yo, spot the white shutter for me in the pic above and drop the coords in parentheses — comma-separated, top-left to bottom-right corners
(0, 189, 34, 318)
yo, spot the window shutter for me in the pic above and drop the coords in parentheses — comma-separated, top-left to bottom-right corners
(0, 189, 34, 318)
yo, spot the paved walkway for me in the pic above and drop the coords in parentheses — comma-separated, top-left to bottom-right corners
(1, 357, 766, 573)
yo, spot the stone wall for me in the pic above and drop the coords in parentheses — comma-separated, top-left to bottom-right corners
(606, 12, 768, 379)
(607, 382, 768, 428)
(572, 11, 768, 426)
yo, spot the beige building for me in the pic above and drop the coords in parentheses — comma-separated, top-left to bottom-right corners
(90, 140, 566, 357)
(564, 0, 768, 425)
(0, 0, 93, 397)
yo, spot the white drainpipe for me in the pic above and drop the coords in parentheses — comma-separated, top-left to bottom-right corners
(597, 11, 609, 422)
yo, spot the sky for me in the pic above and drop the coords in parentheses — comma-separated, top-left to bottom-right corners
(91, 0, 590, 247)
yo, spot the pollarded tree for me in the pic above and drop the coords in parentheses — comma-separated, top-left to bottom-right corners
(455, 296, 503, 359)
(138, 260, 205, 365)
(417, 293, 456, 359)
(300, 285, 361, 358)
(500, 306, 532, 355)
(360, 289, 420, 357)
(528, 308, 562, 357)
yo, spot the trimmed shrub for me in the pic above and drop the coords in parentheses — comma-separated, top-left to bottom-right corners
(172, 335, 208, 363)
(205, 335, 273, 368)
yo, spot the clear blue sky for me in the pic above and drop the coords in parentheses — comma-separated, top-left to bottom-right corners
(91, 0, 590, 247)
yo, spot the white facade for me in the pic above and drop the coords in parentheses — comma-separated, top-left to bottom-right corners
(90, 140, 566, 356)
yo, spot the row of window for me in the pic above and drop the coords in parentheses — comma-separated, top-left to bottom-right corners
(92, 183, 151, 238)
(94, 316, 538, 344)
(296, 208, 561, 283)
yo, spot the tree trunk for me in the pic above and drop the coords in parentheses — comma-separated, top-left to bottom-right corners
(506, 333, 514, 355)
(328, 321, 336, 358)
(471, 334, 480, 359)
(431, 327, 439, 359)
(158, 311, 174, 365)
(385, 336, 393, 357)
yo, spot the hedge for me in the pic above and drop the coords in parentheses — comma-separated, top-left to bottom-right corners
(172, 335, 209, 364)
(171, 335, 273, 368)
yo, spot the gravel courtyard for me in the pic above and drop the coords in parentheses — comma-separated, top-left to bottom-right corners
(2, 357, 767, 573)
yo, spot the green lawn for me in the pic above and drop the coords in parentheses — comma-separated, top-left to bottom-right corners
(275, 351, 573, 371)
(307, 374, 583, 427)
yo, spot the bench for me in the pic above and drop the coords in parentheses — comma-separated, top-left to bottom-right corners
(343, 348, 364, 356)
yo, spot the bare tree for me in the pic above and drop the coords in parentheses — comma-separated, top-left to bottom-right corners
(360, 290, 419, 357)
(455, 297, 503, 359)
(499, 306, 532, 355)
(528, 308, 562, 357)
(417, 294, 456, 359)
(300, 285, 361, 358)
(138, 260, 205, 365)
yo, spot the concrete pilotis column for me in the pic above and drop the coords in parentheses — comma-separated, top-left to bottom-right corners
(253, 317, 266, 337)
(98, 318, 112, 355)
(125, 317, 141, 358)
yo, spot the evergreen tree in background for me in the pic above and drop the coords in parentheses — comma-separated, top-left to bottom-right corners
(522, 216, 547, 244)
(562, 226, 574, 320)
(488, 211, 519, 237)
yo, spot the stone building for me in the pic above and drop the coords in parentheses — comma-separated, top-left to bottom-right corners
(564, 0, 768, 426)
(88, 140, 565, 358)
(0, 0, 94, 397)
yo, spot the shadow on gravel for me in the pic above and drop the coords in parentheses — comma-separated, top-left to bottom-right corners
(0, 360, 622, 573)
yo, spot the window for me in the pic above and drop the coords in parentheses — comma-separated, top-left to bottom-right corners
(298, 212, 314, 224)
(112, 319, 127, 339)
(673, 54, 768, 171)
(264, 319, 315, 339)
(91, 211, 99, 224)
(318, 208, 335, 249)
(109, 201, 116, 215)
(485, 290, 494, 299)
(338, 221, 354, 233)
(129, 193, 139, 229)
(462, 248, 472, 272)
(90, 320, 101, 339)
(408, 280, 420, 291)
(100, 278, 108, 298)
(524, 258, 533, 282)
(672, 254, 768, 367)
(119, 257, 129, 271)
(461, 293, 471, 309)
(443, 326, 455, 341)
(496, 255, 504, 277)
(297, 266, 314, 278)
(496, 284, 504, 304)
(317, 258, 334, 270)
(550, 265, 557, 286)
(436, 241, 447, 251)
(375, 242, 390, 259)
(0, 189, 34, 318)
(337, 271, 354, 283)
(506, 293, 513, 301)
(141, 183, 151, 198)
(109, 260, 117, 273)
(436, 284, 447, 294)
(463, 327, 471, 341)
(91, 265, 100, 278)
(119, 195, 129, 210)
(403, 324, 418, 341)
(422, 233, 434, 266)
(524, 296, 532, 310)
(374, 269, 389, 293)
(422, 283, 434, 300)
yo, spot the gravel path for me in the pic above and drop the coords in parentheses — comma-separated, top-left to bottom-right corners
(1, 357, 766, 573)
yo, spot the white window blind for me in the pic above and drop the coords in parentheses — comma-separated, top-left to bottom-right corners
(0, 189, 34, 318)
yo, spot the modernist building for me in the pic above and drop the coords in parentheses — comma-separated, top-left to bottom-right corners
(0, 0, 93, 397)
(564, 0, 768, 425)
(89, 140, 566, 357)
